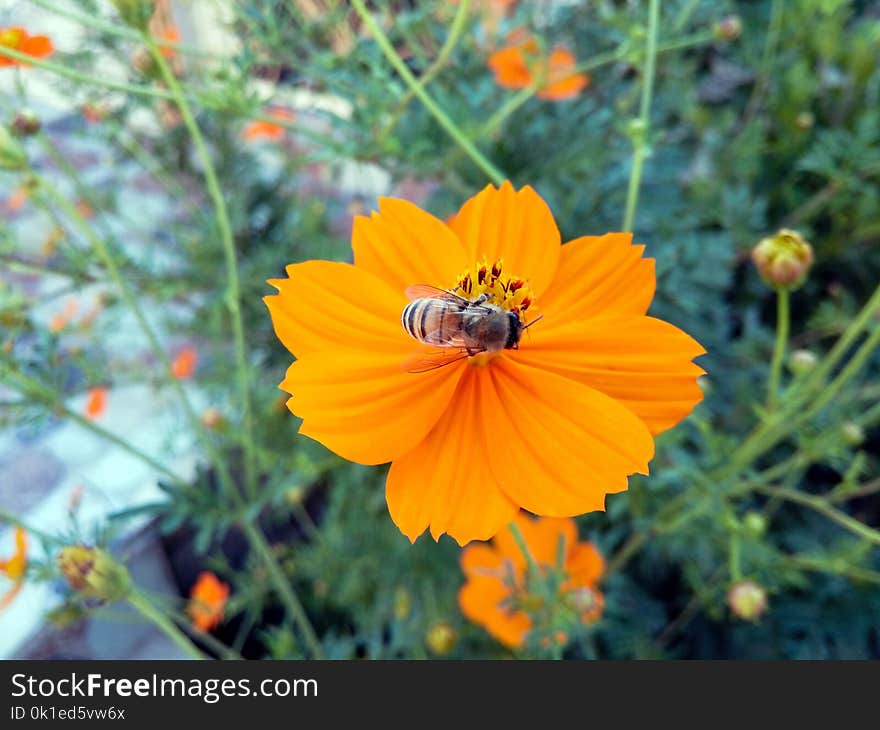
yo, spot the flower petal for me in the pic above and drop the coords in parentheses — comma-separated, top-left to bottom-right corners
(386, 368, 518, 545)
(480, 358, 654, 516)
(565, 543, 605, 587)
(448, 182, 561, 297)
(264, 260, 409, 358)
(487, 45, 531, 88)
(352, 198, 468, 295)
(493, 513, 576, 568)
(20, 34, 53, 59)
(539, 233, 655, 323)
(459, 542, 529, 649)
(458, 573, 529, 649)
(539, 49, 589, 100)
(512, 315, 705, 434)
(282, 350, 464, 465)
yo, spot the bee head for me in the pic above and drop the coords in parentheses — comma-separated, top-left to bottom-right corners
(504, 311, 523, 350)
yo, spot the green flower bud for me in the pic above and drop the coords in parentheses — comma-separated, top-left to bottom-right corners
(57, 545, 131, 603)
(11, 110, 41, 137)
(714, 15, 743, 41)
(751, 229, 814, 290)
(727, 580, 768, 622)
(841, 422, 865, 447)
(425, 621, 457, 655)
(788, 349, 818, 376)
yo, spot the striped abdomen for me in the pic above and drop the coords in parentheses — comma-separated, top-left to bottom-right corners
(401, 298, 464, 346)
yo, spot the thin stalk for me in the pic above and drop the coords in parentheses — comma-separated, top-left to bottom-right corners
(0, 45, 173, 99)
(767, 288, 790, 409)
(0, 509, 64, 546)
(350, 0, 506, 185)
(29, 0, 221, 59)
(147, 38, 257, 500)
(33, 176, 236, 491)
(1, 365, 185, 486)
(621, 0, 661, 232)
(241, 521, 324, 659)
(128, 591, 206, 659)
(382, 0, 472, 138)
(752, 485, 880, 547)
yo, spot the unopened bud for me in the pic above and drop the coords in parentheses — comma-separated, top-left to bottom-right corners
(425, 621, 457, 655)
(788, 349, 818, 375)
(795, 111, 815, 130)
(201, 408, 223, 429)
(841, 421, 865, 447)
(568, 585, 604, 622)
(393, 587, 411, 620)
(714, 15, 743, 41)
(727, 580, 768, 622)
(743, 511, 767, 538)
(57, 545, 131, 603)
(0, 126, 27, 171)
(751, 229, 814, 289)
(11, 110, 41, 137)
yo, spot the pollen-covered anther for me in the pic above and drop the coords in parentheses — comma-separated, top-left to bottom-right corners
(452, 258, 536, 322)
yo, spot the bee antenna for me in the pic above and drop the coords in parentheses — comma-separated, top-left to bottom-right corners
(522, 314, 543, 331)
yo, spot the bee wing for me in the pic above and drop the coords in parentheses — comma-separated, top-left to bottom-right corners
(401, 344, 483, 373)
(405, 284, 468, 303)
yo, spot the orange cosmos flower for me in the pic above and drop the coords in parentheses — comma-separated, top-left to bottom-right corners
(265, 182, 705, 545)
(0, 28, 54, 67)
(187, 571, 230, 632)
(488, 31, 589, 100)
(171, 346, 197, 380)
(459, 513, 604, 649)
(85, 387, 107, 420)
(0, 527, 28, 610)
(242, 109, 296, 142)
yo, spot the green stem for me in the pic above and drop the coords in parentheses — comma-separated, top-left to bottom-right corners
(508, 521, 540, 577)
(381, 0, 472, 138)
(752, 486, 880, 546)
(241, 521, 324, 659)
(147, 39, 257, 500)
(0, 509, 64, 546)
(0, 45, 173, 99)
(621, 0, 661, 232)
(728, 533, 743, 581)
(767, 287, 790, 409)
(350, 0, 506, 185)
(1, 364, 185, 487)
(33, 176, 233, 487)
(128, 591, 206, 659)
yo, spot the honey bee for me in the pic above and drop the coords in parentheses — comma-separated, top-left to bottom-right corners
(401, 285, 541, 372)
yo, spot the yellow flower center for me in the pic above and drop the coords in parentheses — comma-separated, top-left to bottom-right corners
(0, 29, 23, 50)
(452, 257, 536, 322)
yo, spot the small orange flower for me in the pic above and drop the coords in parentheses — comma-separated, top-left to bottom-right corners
(157, 26, 179, 59)
(85, 387, 108, 420)
(5, 186, 29, 213)
(265, 182, 705, 545)
(187, 571, 230, 632)
(82, 102, 109, 124)
(0, 527, 28, 610)
(458, 514, 604, 649)
(488, 31, 589, 100)
(171, 346, 198, 380)
(242, 109, 295, 142)
(0, 27, 54, 67)
(75, 199, 94, 219)
(49, 300, 78, 333)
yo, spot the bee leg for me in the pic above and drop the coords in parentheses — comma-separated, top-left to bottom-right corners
(472, 293, 490, 305)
